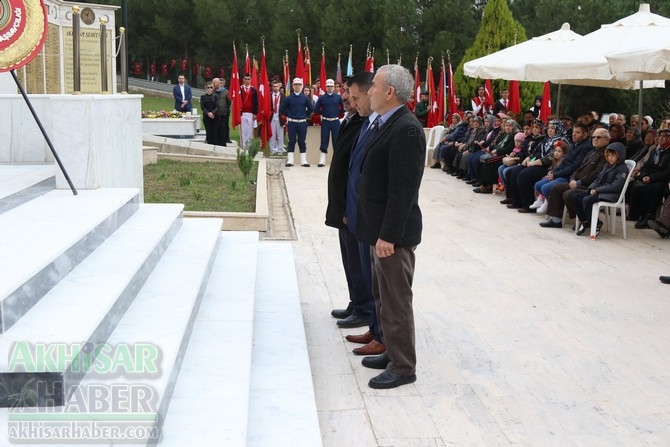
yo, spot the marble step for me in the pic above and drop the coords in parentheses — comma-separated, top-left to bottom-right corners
(71, 218, 223, 446)
(0, 188, 140, 333)
(159, 231, 260, 447)
(0, 217, 222, 446)
(0, 163, 55, 206)
(247, 242, 322, 447)
(0, 203, 184, 407)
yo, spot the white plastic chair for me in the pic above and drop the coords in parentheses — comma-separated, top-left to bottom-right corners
(575, 160, 636, 239)
(425, 125, 445, 166)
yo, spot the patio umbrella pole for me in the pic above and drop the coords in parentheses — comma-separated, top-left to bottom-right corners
(556, 83, 562, 116)
(637, 80, 643, 131)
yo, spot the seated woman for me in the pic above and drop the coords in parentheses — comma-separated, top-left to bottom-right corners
(572, 142, 630, 236)
(609, 123, 626, 144)
(507, 119, 569, 212)
(628, 129, 670, 228)
(497, 130, 529, 195)
(454, 116, 485, 179)
(430, 114, 468, 170)
(530, 139, 569, 213)
(466, 113, 504, 184)
(624, 126, 644, 160)
(500, 119, 545, 205)
(473, 119, 519, 193)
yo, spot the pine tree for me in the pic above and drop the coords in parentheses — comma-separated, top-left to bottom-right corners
(455, 0, 541, 115)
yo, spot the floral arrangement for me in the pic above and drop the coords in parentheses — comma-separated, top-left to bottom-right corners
(142, 110, 185, 119)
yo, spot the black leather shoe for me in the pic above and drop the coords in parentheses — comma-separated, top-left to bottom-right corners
(331, 308, 352, 319)
(473, 186, 492, 194)
(301, 163, 311, 167)
(635, 218, 649, 229)
(506, 203, 520, 209)
(361, 353, 389, 369)
(517, 207, 536, 213)
(648, 220, 670, 238)
(465, 179, 477, 185)
(430, 162, 441, 169)
(285, 163, 294, 167)
(500, 198, 512, 205)
(539, 220, 562, 228)
(576, 222, 589, 236)
(471, 181, 481, 187)
(368, 369, 417, 389)
(659, 276, 670, 284)
(336, 314, 368, 328)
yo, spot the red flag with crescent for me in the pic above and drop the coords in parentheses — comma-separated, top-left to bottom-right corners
(0, 0, 48, 72)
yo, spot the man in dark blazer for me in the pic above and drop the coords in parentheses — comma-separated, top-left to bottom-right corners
(172, 74, 192, 113)
(355, 64, 426, 389)
(325, 72, 384, 356)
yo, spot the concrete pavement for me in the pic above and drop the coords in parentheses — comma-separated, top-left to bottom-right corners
(283, 161, 670, 447)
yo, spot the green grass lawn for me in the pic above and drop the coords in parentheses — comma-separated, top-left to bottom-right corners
(144, 159, 257, 212)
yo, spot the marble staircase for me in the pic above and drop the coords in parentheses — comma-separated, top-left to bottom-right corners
(0, 165, 321, 446)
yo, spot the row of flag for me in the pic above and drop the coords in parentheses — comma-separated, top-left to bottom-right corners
(228, 41, 554, 148)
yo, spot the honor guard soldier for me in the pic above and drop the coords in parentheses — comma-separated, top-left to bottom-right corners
(279, 78, 314, 167)
(313, 79, 344, 166)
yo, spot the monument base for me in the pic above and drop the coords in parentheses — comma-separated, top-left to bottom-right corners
(0, 94, 143, 194)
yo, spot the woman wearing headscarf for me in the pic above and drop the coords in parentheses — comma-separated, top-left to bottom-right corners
(454, 116, 486, 179)
(507, 119, 571, 212)
(624, 126, 644, 160)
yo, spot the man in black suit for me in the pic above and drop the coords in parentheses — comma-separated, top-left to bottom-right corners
(326, 72, 384, 356)
(172, 74, 192, 113)
(493, 87, 510, 115)
(355, 64, 426, 389)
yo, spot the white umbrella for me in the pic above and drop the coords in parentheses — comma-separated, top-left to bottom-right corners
(525, 3, 670, 87)
(605, 45, 670, 80)
(464, 23, 582, 81)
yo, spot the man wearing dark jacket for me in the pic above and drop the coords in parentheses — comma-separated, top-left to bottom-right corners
(325, 73, 378, 340)
(356, 65, 425, 389)
(571, 142, 630, 236)
(540, 128, 610, 228)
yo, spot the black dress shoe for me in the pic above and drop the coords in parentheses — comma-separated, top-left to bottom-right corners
(331, 308, 352, 319)
(471, 181, 481, 187)
(429, 162, 441, 169)
(473, 186, 492, 194)
(500, 198, 512, 205)
(659, 276, 670, 284)
(506, 203, 520, 209)
(647, 220, 670, 238)
(539, 220, 562, 228)
(465, 179, 477, 184)
(576, 222, 589, 236)
(517, 207, 536, 213)
(361, 353, 389, 369)
(301, 163, 311, 167)
(336, 314, 368, 328)
(368, 369, 417, 389)
(635, 218, 649, 229)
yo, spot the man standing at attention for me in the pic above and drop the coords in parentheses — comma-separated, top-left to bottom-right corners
(213, 77, 231, 146)
(314, 79, 344, 167)
(240, 73, 259, 149)
(356, 64, 425, 389)
(279, 78, 313, 167)
(173, 74, 192, 113)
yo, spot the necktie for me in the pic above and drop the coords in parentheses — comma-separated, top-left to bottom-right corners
(274, 94, 279, 112)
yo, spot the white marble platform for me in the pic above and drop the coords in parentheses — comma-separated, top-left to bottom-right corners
(0, 203, 184, 370)
(74, 217, 223, 445)
(142, 118, 198, 137)
(0, 164, 54, 202)
(0, 188, 140, 332)
(0, 94, 143, 191)
(161, 231, 259, 447)
(247, 242, 322, 447)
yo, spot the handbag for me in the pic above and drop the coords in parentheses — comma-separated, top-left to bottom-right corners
(502, 156, 519, 166)
(482, 155, 504, 164)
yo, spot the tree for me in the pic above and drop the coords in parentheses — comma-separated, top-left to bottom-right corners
(456, 0, 541, 113)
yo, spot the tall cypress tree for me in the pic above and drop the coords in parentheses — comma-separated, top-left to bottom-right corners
(455, 0, 541, 115)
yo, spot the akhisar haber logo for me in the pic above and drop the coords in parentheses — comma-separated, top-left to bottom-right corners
(0, 0, 48, 72)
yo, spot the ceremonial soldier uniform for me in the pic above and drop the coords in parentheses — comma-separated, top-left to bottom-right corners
(279, 78, 314, 167)
(313, 79, 344, 166)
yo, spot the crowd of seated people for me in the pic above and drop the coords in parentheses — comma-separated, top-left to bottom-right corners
(430, 87, 670, 239)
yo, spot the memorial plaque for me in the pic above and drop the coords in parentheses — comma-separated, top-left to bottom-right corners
(62, 27, 112, 94)
(44, 23, 60, 93)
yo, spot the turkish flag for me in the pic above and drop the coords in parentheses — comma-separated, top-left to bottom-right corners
(230, 46, 242, 130)
(539, 82, 552, 124)
(508, 80, 521, 115)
